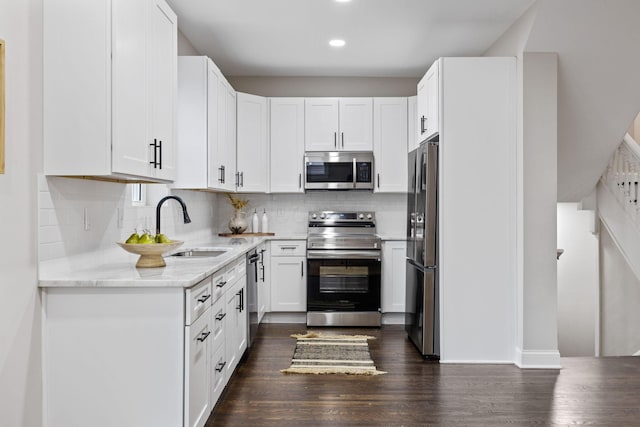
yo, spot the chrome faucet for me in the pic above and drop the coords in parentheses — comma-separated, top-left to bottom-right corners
(156, 195, 191, 235)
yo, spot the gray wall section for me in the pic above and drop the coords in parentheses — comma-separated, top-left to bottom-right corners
(599, 225, 640, 356)
(227, 76, 418, 97)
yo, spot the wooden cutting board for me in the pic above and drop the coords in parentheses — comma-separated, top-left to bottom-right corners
(218, 232, 275, 237)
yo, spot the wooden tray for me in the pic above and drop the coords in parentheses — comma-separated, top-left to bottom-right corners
(218, 232, 275, 237)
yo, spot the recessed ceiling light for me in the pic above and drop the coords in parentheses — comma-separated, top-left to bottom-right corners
(335, 0, 352, 2)
(329, 39, 346, 47)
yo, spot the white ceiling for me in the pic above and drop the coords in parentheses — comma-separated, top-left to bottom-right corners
(167, 0, 535, 78)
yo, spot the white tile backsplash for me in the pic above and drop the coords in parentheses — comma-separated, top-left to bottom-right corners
(38, 175, 406, 266)
(37, 176, 221, 263)
(216, 192, 406, 237)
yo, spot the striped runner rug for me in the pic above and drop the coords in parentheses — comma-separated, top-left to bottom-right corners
(281, 332, 386, 375)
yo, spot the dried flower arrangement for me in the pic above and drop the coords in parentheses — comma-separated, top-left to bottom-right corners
(225, 193, 249, 210)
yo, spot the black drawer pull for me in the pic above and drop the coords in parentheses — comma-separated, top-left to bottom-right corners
(197, 294, 211, 303)
(215, 361, 227, 372)
(216, 280, 227, 288)
(215, 313, 226, 321)
(197, 331, 211, 342)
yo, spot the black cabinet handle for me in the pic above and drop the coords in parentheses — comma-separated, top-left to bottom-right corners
(216, 280, 227, 288)
(196, 331, 211, 342)
(299, 173, 302, 189)
(240, 172, 244, 187)
(218, 166, 224, 183)
(260, 264, 265, 282)
(341, 132, 344, 148)
(158, 139, 162, 170)
(197, 294, 211, 303)
(334, 132, 337, 148)
(215, 361, 227, 372)
(420, 116, 426, 135)
(301, 261, 304, 277)
(215, 313, 226, 321)
(236, 290, 242, 311)
(377, 173, 380, 188)
(149, 139, 158, 168)
(222, 165, 225, 183)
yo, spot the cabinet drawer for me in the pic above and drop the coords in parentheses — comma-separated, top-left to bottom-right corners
(211, 346, 227, 407)
(185, 277, 213, 326)
(271, 240, 306, 257)
(211, 297, 226, 352)
(211, 270, 227, 302)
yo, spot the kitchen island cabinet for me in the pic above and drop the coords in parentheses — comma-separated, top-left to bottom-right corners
(44, 0, 177, 182)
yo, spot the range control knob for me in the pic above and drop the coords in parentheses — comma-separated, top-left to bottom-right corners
(359, 213, 365, 219)
(320, 213, 326, 219)
(367, 213, 373, 220)
(311, 213, 317, 219)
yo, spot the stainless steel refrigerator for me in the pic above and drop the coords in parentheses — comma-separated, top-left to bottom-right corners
(405, 139, 439, 358)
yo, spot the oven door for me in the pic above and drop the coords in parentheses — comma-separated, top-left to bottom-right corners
(306, 250, 381, 312)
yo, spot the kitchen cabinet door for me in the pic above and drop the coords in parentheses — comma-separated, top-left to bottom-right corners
(236, 93, 268, 193)
(185, 309, 212, 427)
(408, 96, 418, 152)
(417, 72, 428, 143)
(304, 98, 340, 151)
(221, 82, 238, 192)
(382, 241, 407, 313)
(44, 0, 177, 182)
(270, 256, 306, 312)
(224, 277, 247, 378)
(373, 97, 408, 193)
(424, 60, 440, 140)
(258, 243, 271, 321)
(339, 98, 373, 151)
(175, 57, 214, 189)
(146, 0, 177, 181)
(270, 98, 305, 193)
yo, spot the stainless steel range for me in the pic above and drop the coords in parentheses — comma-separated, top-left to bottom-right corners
(306, 211, 382, 327)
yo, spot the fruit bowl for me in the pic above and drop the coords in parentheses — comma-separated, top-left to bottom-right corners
(117, 240, 184, 268)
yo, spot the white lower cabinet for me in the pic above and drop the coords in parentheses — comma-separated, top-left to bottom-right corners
(270, 240, 306, 312)
(42, 256, 249, 427)
(382, 241, 407, 313)
(185, 300, 212, 427)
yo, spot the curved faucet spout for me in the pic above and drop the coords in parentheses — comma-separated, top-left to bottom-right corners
(156, 195, 192, 235)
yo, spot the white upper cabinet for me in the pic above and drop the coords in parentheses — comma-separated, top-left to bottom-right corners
(304, 98, 373, 152)
(44, 0, 177, 182)
(270, 98, 305, 193)
(173, 56, 236, 191)
(417, 59, 440, 142)
(408, 96, 418, 152)
(373, 98, 408, 193)
(236, 93, 268, 193)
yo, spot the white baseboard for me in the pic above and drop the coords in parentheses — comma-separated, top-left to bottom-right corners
(440, 359, 514, 365)
(515, 348, 562, 369)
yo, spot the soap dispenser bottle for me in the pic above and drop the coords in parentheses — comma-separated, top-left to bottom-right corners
(252, 209, 259, 233)
(261, 209, 268, 233)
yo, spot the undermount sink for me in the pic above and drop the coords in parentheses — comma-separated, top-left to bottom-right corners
(170, 248, 228, 258)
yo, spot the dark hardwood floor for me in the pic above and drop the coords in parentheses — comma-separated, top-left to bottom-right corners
(206, 324, 640, 426)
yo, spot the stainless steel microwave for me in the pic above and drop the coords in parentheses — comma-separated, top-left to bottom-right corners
(304, 152, 374, 190)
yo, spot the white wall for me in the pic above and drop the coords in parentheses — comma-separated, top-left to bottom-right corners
(0, 0, 43, 425)
(556, 203, 598, 356)
(525, 0, 640, 202)
(599, 224, 640, 356)
(178, 29, 199, 55)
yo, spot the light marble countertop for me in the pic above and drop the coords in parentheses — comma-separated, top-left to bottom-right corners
(39, 237, 269, 289)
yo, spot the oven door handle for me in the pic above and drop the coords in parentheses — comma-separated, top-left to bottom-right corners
(306, 250, 381, 260)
